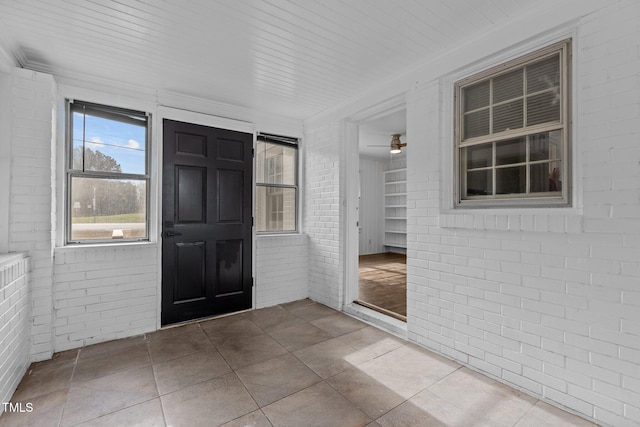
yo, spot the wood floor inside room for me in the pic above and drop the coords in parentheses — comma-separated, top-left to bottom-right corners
(357, 252, 407, 320)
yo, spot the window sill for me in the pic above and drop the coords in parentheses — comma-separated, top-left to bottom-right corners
(257, 232, 304, 238)
(439, 208, 583, 234)
(57, 241, 158, 251)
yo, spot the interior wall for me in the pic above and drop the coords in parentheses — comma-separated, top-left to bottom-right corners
(256, 234, 309, 308)
(7, 68, 57, 362)
(404, 2, 640, 426)
(358, 156, 384, 255)
(0, 254, 30, 415)
(304, 1, 639, 426)
(2, 69, 307, 355)
(50, 84, 307, 351)
(304, 121, 344, 309)
(0, 71, 11, 254)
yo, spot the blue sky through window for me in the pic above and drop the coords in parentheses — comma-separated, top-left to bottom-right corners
(73, 112, 146, 175)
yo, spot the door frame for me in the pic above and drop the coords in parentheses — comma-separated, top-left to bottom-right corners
(343, 96, 407, 324)
(155, 106, 256, 329)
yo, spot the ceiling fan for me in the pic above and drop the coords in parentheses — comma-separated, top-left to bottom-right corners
(365, 134, 406, 154)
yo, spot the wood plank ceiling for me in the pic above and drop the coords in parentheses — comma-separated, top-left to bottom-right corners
(0, 0, 536, 120)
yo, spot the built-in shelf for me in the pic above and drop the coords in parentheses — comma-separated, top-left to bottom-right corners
(384, 168, 407, 250)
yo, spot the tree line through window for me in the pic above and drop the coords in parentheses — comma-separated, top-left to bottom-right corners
(67, 101, 149, 243)
(66, 104, 299, 242)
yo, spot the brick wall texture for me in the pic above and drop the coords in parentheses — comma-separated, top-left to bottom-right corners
(401, 2, 640, 426)
(0, 254, 30, 413)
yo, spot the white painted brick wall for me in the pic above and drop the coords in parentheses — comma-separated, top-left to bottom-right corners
(8, 68, 56, 362)
(255, 234, 308, 308)
(52, 244, 158, 351)
(0, 254, 30, 412)
(303, 122, 343, 309)
(404, 2, 640, 425)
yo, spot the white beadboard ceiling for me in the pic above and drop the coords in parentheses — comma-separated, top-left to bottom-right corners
(0, 0, 537, 120)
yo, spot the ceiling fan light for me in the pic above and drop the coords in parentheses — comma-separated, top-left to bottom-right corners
(390, 134, 404, 154)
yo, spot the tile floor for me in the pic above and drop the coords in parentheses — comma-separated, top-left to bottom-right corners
(1, 299, 598, 427)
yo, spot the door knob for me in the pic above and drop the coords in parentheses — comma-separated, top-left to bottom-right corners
(165, 231, 183, 237)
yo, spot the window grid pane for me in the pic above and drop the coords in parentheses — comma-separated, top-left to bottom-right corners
(461, 52, 562, 142)
(457, 40, 569, 206)
(462, 130, 563, 198)
(67, 101, 149, 243)
(256, 186, 297, 232)
(256, 137, 298, 233)
(70, 176, 147, 241)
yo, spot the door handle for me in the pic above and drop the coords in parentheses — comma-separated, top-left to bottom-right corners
(164, 231, 183, 238)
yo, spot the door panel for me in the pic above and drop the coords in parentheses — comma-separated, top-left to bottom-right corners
(174, 242, 206, 302)
(218, 169, 244, 222)
(176, 166, 206, 223)
(216, 239, 244, 296)
(176, 132, 207, 156)
(217, 138, 245, 161)
(162, 119, 253, 325)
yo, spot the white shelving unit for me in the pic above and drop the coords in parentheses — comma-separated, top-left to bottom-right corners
(384, 168, 407, 251)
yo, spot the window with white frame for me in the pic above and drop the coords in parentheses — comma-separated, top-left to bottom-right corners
(455, 39, 571, 207)
(256, 133, 298, 233)
(66, 101, 150, 243)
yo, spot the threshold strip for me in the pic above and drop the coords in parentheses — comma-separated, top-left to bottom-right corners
(354, 299, 407, 322)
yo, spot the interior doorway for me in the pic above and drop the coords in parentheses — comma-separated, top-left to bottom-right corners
(354, 109, 407, 321)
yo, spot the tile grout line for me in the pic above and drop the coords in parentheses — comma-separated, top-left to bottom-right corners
(55, 349, 80, 427)
(205, 305, 312, 426)
(66, 341, 161, 427)
(146, 338, 169, 427)
(511, 398, 540, 427)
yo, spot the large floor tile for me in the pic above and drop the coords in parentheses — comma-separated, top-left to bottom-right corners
(60, 365, 158, 427)
(146, 327, 215, 364)
(200, 315, 264, 346)
(34, 349, 79, 366)
(216, 334, 288, 370)
(294, 338, 370, 379)
(146, 322, 201, 340)
(376, 389, 492, 427)
(268, 322, 333, 352)
(236, 353, 322, 407)
(311, 313, 368, 337)
(72, 342, 150, 383)
(428, 367, 537, 427)
(0, 389, 67, 427)
(327, 366, 406, 419)
(12, 359, 75, 401)
(78, 335, 147, 360)
(161, 372, 258, 427)
(220, 410, 273, 427)
(515, 401, 598, 427)
(263, 382, 371, 427)
(353, 344, 461, 399)
(286, 301, 338, 321)
(153, 349, 231, 395)
(336, 326, 405, 359)
(247, 305, 307, 333)
(72, 398, 165, 427)
(280, 298, 316, 312)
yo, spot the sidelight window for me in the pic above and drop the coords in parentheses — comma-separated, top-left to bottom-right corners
(455, 39, 571, 207)
(66, 100, 150, 243)
(256, 133, 298, 233)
